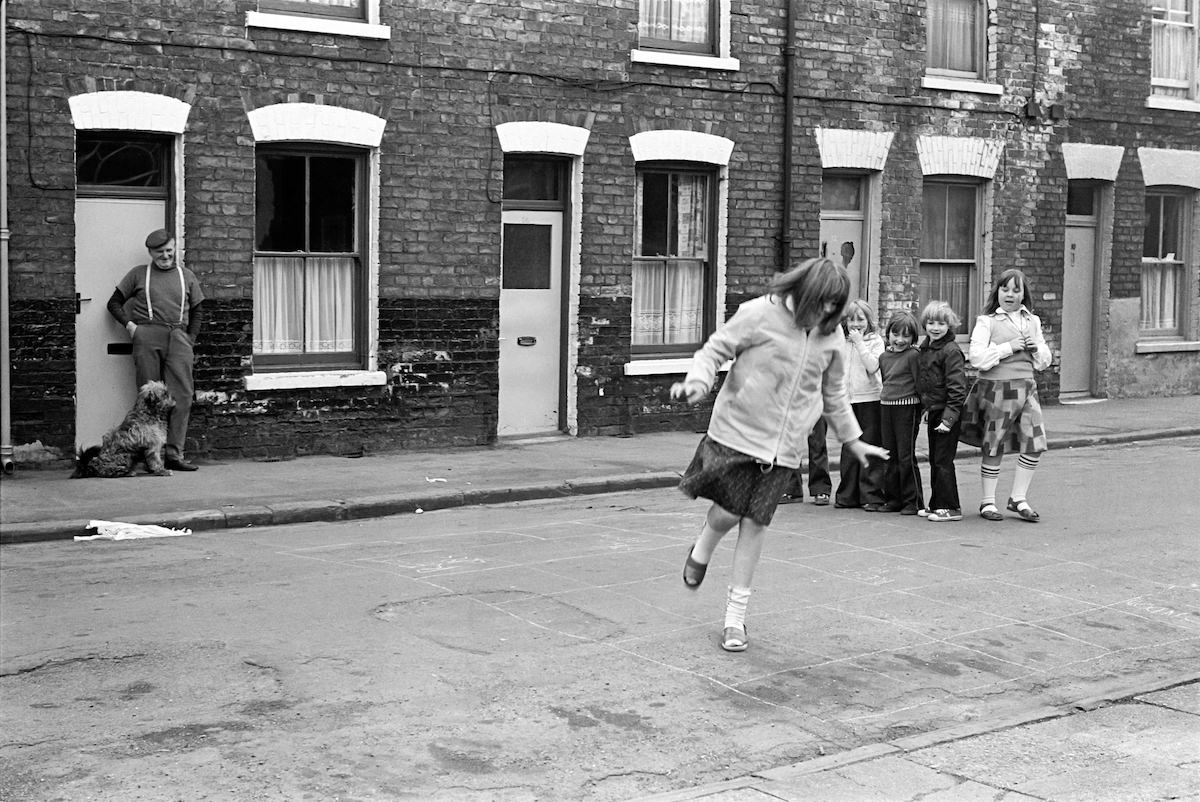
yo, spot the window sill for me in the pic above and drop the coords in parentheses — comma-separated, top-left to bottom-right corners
(623, 357, 731, 376)
(1145, 95, 1200, 113)
(631, 49, 739, 72)
(246, 11, 391, 39)
(1134, 339, 1200, 354)
(921, 75, 1004, 96)
(245, 369, 387, 391)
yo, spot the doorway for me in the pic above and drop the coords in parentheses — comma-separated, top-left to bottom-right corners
(1061, 182, 1100, 395)
(73, 133, 171, 449)
(498, 210, 563, 436)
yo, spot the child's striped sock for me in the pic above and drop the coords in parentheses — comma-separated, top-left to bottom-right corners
(1009, 454, 1040, 502)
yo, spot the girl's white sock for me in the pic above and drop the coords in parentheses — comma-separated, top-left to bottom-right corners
(724, 586, 752, 631)
(1009, 454, 1040, 502)
(980, 463, 1000, 508)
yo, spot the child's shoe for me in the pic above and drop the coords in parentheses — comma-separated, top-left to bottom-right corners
(862, 503, 883, 512)
(928, 508, 963, 522)
(882, 501, 905, 513)
(899, 505, 919, 516)
(916, 507, 930, 517)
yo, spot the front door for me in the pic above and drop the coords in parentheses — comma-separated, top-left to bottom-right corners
(74, 197, 166, 449)
(1062, 182, 1100, 395)
(498, 210, 562, 436)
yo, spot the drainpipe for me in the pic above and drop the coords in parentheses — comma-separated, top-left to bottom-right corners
(1, 0, 14, 475)
(779, 0, 796, 270)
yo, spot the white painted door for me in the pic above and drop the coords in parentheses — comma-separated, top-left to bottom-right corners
(820, 218, 865, 301)
(498, 211, 562, 436)
(74, 197, 166, 449)
(1061, 221, 1097, 394)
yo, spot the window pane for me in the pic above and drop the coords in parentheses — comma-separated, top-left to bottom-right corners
(1067, 182, 1096, 216)
(919, 264, 971, 334)
(632, 259, 704, 345)
(254, 257, 305, 353)
(822, 176, 862, 211)
(945, 185, 976, 258)
(309, 157, 356, 252)
(1143, 197, 1163, 258)
(632, 261, 665, 345)
(639, 0, 711, 46)
(260, 0, 364, 20)
(922, 184, 947, 259)
(256, 154, 306, 251)
(1152, 2, 1195, 98)
(502, 224, 552, 289)
(305, 256, 355, 351)
(928, 0, 979, 73)
(672, 174, 709, 258)
(1160, 195, 1183, 258)
(77, 135, 167, 187)
(504, 158, 562, 202)
(640, 173, 670, 256)
(1141, 262, 1182, 330)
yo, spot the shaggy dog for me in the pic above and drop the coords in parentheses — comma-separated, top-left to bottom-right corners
(72, 381, 176, 478)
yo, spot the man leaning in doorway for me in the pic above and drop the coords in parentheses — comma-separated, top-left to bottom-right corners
(106, 228, 205, 471)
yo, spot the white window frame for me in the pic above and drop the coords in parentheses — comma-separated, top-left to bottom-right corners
(1139, 188, 1195, 342)
(631, 0, 739, 72)
(246, 0, 389, 39)
(1148, 0, 1200, 112)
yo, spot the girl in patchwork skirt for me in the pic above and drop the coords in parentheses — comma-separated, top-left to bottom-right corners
(671, 257, 889, 652)
(961, 269, 1052, 522)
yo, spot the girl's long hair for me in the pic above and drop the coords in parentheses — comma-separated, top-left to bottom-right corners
(842, 298, 878, 335)
(768, 257, 851, 335)
(984, 268, 1034, 313)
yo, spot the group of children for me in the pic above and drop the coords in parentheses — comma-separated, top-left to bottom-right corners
(672, 258, 1051, 653)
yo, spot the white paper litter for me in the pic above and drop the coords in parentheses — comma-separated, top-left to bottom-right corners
(75, 520, 193, 541)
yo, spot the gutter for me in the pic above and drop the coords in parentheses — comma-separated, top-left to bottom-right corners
(1, 0, 14, 474)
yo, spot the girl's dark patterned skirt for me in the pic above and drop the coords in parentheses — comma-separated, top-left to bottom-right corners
(679, 436, 794, 526)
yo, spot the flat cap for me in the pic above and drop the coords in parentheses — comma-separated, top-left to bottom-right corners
(144, 228, 173, 249)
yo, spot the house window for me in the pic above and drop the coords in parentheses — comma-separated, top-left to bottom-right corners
(1142, 190, 1191, 336)
(259, 0, 363, 20)
(254, 147, 363, 368)
(920, 180, 980, 334)
(927, 0, 986, 79)
(638, 0, 715, 54)
(633, 168, 714, 353)
(1152, 0, 1199, 101)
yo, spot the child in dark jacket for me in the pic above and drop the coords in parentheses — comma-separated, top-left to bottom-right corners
(878, 311, 924, 515)
(916, 301, 968, 522)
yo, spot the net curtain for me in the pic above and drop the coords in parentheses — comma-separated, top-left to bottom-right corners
(928, 0, 978, 73)
(640, 0, 710, 44)
(254, 256, 355, 353)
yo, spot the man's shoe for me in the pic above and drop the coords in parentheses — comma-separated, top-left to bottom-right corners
(164, 456, 198, 472)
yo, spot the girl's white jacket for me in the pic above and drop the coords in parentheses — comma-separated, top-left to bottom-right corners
(844, 330, 884, 403)
(684, 295, 862, 470)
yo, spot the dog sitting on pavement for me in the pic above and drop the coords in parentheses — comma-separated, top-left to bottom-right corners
(72, 381, 176, 478)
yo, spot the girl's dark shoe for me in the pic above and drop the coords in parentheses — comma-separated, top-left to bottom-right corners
(1006, 498, 1040, 522)
(979, 503, 1004, 521)
(683, 549, 708, 589)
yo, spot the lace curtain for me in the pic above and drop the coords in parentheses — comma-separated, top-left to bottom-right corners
(254, 256, 355, 354)
(639, 0, 709, 44)
(928, 0, 978, 73)
(1152, 3, 1196, 97)
(1141, 263, 1181, 331)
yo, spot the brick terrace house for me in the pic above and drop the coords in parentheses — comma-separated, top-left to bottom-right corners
(2, 0, 1198, 466)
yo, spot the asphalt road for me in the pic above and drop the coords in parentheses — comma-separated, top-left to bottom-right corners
(2, 437, 1198, 801)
